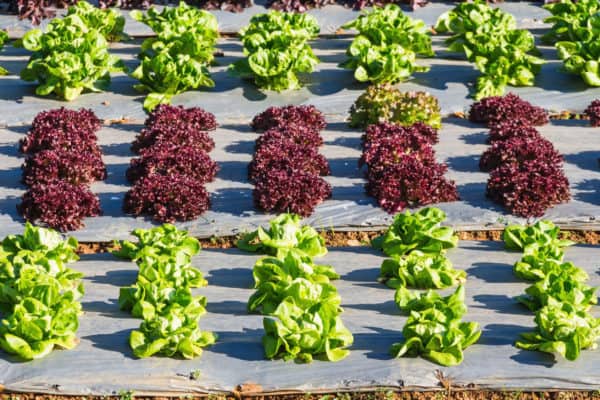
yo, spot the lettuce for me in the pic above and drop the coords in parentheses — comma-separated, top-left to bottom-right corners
(391, 286, 480, 366)
(435, 1, 543, 99)
(130, 3, 218, 111)
(237, 213, 327, 258)
(263, 296, 353, 363)
(20, 14, 125, 100)
(503, 220, 575, 254)
(518, 270, 597, 312)
(372, 207, 458, 257)
(0, 30, 8, 75)
(516, 301, 600, 361)
(239, 214, 352, 362)
(115, 225, 216, 359)
(341, 4, 433, 84)
(249, 251, 339, 314)
(379, 251, 465, 289)
(507, 221, 599, 360)
(230, 11, 320, 91)
(66, 1, 127, 42)
(0, 224, 83, 360)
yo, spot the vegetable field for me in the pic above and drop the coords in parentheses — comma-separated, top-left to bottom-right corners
(1, 241, 598, 394)
(0, 0, 599, 396)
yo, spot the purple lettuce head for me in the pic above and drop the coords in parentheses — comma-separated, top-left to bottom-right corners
(127, 144, 218, 184)
(469, 93, 548, 127)
(124, 173, 211, 222)
(253, 168, 332, 216)
(18, 180, 102, 231)
(22, 148, 107, 186)
(249, 138, 330, 182)
(486, 159, 570, 217)
(251, 105, 327, 132)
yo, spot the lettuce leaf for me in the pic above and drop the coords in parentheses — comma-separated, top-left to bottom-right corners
(372, 207, 457, 257)
(391, 286, 480, 366)
(380, 250, 465, 289)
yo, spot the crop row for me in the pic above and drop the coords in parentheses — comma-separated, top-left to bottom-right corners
(237, 214, 353, 362)
(374, 208, 479, 366)
(1, 0, 439, 25)
(10, 89, 599, 232)
(114, 224, 217, 358)
(124, 104, 219, 222)
(17, 108, 106, 231)
(3, 1, 600, 109)
(249, 105, 332, 217)
(506, 221, 600, 360)
(469, 94, 571, 217)
(356, 86, 458, 213)
(2, 213, 595, 363)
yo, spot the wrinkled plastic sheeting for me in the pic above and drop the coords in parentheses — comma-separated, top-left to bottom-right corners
(0, 1, 549, 37)
(2, 37, 600, 128)
(0, 116, 599, 240)
(0, 242, 598, 395)
(0, 38, 598, 239)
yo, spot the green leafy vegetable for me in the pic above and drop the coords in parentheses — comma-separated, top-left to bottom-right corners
(114, 223, 201, 263)
(516, 301, 600, 361)
(239, 213, 352, 363)
(130, 301, 216, 359)
(0, 30, 8, 75)
(518, 270, 597, 312)
(230, 11, 320, 91)
(20, 14, 125, 101)
(391, 286, 481, 366)
(372, 207, 458, 257)
(0, 223, 83, 360)
(507, 221, 598, 361)
(66, 1, 127, 42)
(263, 295, 353, 363)
(435, 1, 543, 99)
(237, 213, 327, 258)
(514, 257, 588, 283)
(540, 0, 600, 86)
(379, 250, 465, 289)
(504, 221, 581, 283)
(349, 84, 441, 129)
(249, 251, 339, 314)
(554, 14, 600, 87)
(503, 220, 575, 254)
(542, 0, 599, 45)
(340, 4, 433, 84)
(115, 224, 216, 359)
(130, 2, 218, 111)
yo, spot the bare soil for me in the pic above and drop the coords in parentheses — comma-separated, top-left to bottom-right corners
(75, 230, 600, 255)
(2, 390, 600, 400)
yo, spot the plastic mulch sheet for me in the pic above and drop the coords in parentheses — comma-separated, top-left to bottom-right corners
(3, 37, 600, 126)
(0, 115, 599, 240)
(0, 36, 599, 239)
(0, 1, 549, 37)
(0, 242, 598, 395)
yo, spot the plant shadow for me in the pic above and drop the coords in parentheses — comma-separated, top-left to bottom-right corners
(468, 262, 517, 283)
(208, 328, 265, 362)
(575, 179, 600, 206)
(83, 329, 137, 360)
(564, 151, 600, 172)
(207, 267, 253, 289)
(445, 154, 481, 173)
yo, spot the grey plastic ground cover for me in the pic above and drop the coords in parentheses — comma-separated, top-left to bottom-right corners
(0, 242, 598, 395)
(0, 113, 599, 241)
(0, 37, 599, 238)
(3, 36, 600, 126)
(0, 1, 550, 37)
